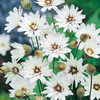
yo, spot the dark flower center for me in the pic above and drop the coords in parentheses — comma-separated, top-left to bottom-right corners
(21, 87, 27, 93)
(86, 48, 94, 55)
(12, 67, 19, 73)
(69, 66, 79, 75)
(93, 84, 100, 91)
(30, 23, 36, 30)
(33, 66, 41, 73)
(51, 43, 58, 50)
(66, 15, 75, 23)
(54, 83, 64, 93)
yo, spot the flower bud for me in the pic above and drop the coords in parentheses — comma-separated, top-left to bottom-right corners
(0, 66, 11, 74)
(20, 0, 32, 10)
(35, 50, 43, 58)
(80, 34, 88, 42)
(34, 96, 47, 100)
(86, 64, 96, 75)
(83, 51, 92, 59)
(57, 62, 66, 71)
(70, 40, 78, 48)
(23, 44, 32, 56)
(76, 86, 85, 99)
(15, 90, 25, 99)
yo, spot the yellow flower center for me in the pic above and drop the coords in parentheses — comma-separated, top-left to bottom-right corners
(87, 48, 94, 55)
(21, 87, 27, 93)
(12, 67, 19, 73)
(93, 84, 100, 91)
(69, 66, 79, 75)
(1, 43, 5, 47)
(51, 43, 58, 50)
(33, 66, 41, 73)
(54, 83, 63, 93)
(30, 23, 36, 29)
(45, 0, 52, 5)
(66, 15, 75, 23)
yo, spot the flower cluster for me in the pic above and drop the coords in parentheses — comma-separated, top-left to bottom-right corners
(1, 0, 100, 100)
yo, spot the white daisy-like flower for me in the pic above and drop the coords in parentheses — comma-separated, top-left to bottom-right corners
(60, 53, 88, 88)
(5, 6, 22, 33)
(75, 23, 100, 50)
(84, 38, 100, 58)
(81, 74, 100, 100)
(10, 42, 24, 61)
(2, 58, 22, 84)
(55, 4, 86, 32)
(42, 73, 73, 100)
(18, 11, 48, 37)
(39, 32, 71, 62)
(0, 34, 10, 56)
(9, 77, 36, 98)
(36, 0, 65, 12)
(21, 56, 53, 84)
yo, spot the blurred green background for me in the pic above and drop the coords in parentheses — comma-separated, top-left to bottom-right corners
(0, 0, 100, 100)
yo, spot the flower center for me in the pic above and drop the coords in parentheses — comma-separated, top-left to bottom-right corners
(21, 87, 27, 93)
(45, 0, 52, 5)
(54, 83, 63, 93)
(12, 67, 19, 73)
(93, 84, 100, 91)
(86, 48, 94, 55)
(69, 66, 79, 75)
(1, 43, 5, 47)
(30, 23, 36, 29)
(51, 43, 58, 50)
(33, 66, 41, 73)
(66, 15, 75, 23)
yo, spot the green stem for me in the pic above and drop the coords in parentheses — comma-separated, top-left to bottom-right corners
(31, 37, 35, 50)
(90, 75, 92, 100)
(36, 36, 39, 49)
(53, 58, 55, 73)
(50, 10, 57, 32)
(24, 94, 30, 100)
(11, 71, 24, 78)
(30, 7, 35, 14)
(71, 32, 73, 42)
(74, 41, 81, 58)
(37, 80, 41, 95)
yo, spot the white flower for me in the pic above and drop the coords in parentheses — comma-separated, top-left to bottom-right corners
(60, 53, 88, 88)
(10, 42, 24, 61)
(21, 56, 53, 84)
(36, 0, 65, 12)
(0, 34, 10, 56)
(40, 32, 71, 62)
(75, 23, 100, 50)
(5, 6, 22, 33)
(55, 4, 86, 32)
(18, 11, 48, 37)
(81, 74, 100, 100)
(9, 77, 36, 98)
(2, 58, 22, 84)
(42, 73, 73, 100)
(84, 38, 100, 58)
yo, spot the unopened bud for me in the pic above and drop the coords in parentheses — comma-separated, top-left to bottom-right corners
(0, 66, 11, 74)
(76, 86, 85, 99)
(57, 62, 66, 71)
(15, 90, 25, 99)
(34, 96, 47, 100)
(80, 34, 88, 42)
(20, 0, 32, 10)
(70, 40, 78, 48)
(35, 50, 43, 58)
(86, 64, 96, 75)
(83, 51, 92, 59)
(23, 44, 32, 56)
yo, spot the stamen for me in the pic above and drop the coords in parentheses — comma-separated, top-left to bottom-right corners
(69, 66, 79, 75)
(87, 48, 94, 55)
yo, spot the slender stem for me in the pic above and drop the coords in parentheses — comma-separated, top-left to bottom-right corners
(74, 41, 81, 58)
(90, 75, 92, 100)
(71, 32, 73, 41)
(36, 36, 39, 49)
(37, 80, 41, 95)
(80, 98, 82, 100)
(31, 37, 35, 50)
(11, 71, 24, 78)
(53, 58, 55, 73)
(25, 98, 27, 100)
(24, 93, 30, 100)
(50, 10, 57, 32)
(30, 7, 35, 14)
